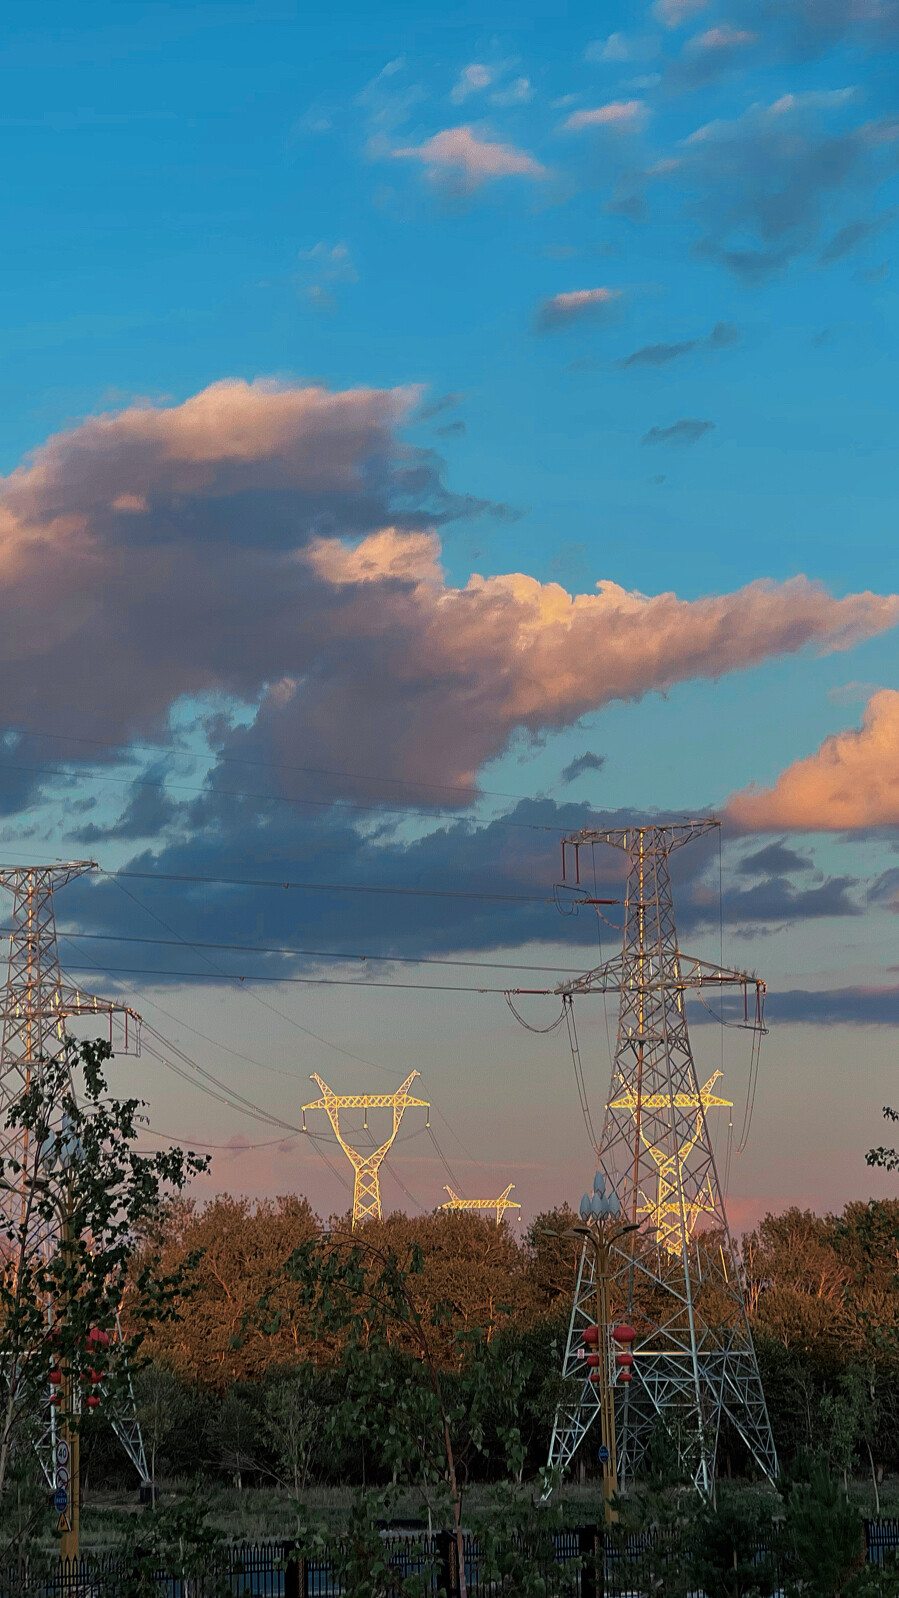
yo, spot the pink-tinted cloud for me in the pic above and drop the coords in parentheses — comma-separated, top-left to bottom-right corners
(726, 689, 899, 831)
(563, 101, 647, 133)
(690, 24, 758, 50)
(1, 379, 897, 799)
(392, 125, 546, 189)
(535, 286, 623, 331)
(652, 0, 710, 27)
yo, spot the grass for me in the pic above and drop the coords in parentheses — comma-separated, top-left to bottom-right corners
(72, 1473, 899, 1551)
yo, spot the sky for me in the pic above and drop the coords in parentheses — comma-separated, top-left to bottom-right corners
(1, 0, 898, 1230)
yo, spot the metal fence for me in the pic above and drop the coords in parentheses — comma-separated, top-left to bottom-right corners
(7, 1519, 899, 1598)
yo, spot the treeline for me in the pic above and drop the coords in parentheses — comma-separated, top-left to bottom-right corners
(86, 1193, 899, 1492)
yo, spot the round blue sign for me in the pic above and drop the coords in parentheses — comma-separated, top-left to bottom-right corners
(597, 1444, 610, 1464)
(53, 1488, 68, 1511)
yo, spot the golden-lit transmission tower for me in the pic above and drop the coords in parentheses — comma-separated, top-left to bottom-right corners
(302, 1071, 429, 1224)
(608, 1070, 732, 1254)
(441, 1183, 521, 1224)
(543, 821, 776, 1495)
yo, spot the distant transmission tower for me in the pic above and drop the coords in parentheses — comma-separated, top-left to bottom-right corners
(546, 822, 776, 1495)
(441, 1183, 521, 1224)
(302, 1071, 430, 1224)
(0, 862, 150, 1498)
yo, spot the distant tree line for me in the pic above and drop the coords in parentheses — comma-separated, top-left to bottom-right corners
(71, 1193, 899, 1493)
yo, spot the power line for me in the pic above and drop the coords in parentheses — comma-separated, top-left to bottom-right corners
(59, 958, 518, 993)
(54, 928, 583, 977)
(107, 868, 555, 904)
(0, 758, 567, 835)
(0, 724, 529, 804)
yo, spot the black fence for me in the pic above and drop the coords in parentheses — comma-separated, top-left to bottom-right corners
(8, 1519, 899, 1597)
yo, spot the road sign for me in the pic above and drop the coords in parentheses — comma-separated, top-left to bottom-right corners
(56, 1511, 71, 1534)
(53, 1488, 68, 1512)
(56, 1440, 70, 1467)
(55, 1465, 69, 1488)
(597, 1444, 610, 1464)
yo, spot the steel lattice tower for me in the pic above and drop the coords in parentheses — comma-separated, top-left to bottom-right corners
(0, 862, 150, 1491)
(440, 1183, 521, 1224)
(546, 822, 776, 1495)
(302, 1071, 430, 1224)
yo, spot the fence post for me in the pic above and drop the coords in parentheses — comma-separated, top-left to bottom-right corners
(436, 1529, 459, 1598)
(579, 1524, 602, 1598)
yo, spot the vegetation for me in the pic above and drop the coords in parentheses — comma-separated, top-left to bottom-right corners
(2, 1039, 899, 1596)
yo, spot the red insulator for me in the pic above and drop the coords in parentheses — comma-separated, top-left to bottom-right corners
(87, 1328, 110, 1350)
(619, 1370, 633, 1384)
(584, 1352, 601, 1368)
(615, 1351, 634, 1368)
(82, 1369, 104, 1384)
(612, 1324, 637, 1344)
(85, 1395, 101, 1409)
(580, 1326, 599, 1346)
(49, 1395, 62, 1408)
(588, 1371, 602, 1384)
(49, 1369, 63, 1386)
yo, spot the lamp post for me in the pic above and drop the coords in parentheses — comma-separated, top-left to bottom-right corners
(547, 1173, 640, 1525)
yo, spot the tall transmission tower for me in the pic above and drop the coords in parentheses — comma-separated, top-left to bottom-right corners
(0, 862, 150, 1494)
(441, 1183, 521, 1224)
(546, 822, 776, 1495)
(302, 1071, 430, 1224)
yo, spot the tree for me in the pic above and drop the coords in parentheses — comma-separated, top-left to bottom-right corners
(273, 1230, 537, 1598)
(0, 1038, 206, 1556)
(133, 1363, 184, 1488)
(212, 1386, 260, 1490)
(262, 1364, 325, 1497)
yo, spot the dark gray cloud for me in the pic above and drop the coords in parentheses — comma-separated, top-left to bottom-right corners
(667, 93, 899, 279)
(764, 985, 899, 1025)
(435, 419, 466, 437)
(819, 209, 898, 263)
(719, 873, 862, 923)
(50, 760, 866, 988)
(622, 340, 697, 368)
(560, 752, 606, 784)
(666, 25, 760, 93)
(869, 867, 899, 907)
(619, 321, 738, 368)
(72, 772, 180, 844)
(414, 392, 465, 422)
(641, 418, 715, 446)
(737, 840, 814, 875)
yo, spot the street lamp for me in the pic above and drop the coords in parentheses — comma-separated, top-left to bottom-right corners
(546, 1171, 640, 1525)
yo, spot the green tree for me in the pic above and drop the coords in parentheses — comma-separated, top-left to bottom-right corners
(262, 1364, 324, 1496)
(0, 1038, 206, 1559)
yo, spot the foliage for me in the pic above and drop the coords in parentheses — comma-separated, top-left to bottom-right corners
(866, 1108, 899, 1175)
(0, 1038, 206, 1558)
(472, 1483, 580, 1598)
(688, 1487, 779, 1598)
(292, 1487, 433, 1598)
(781, 1455, 867, 1597)
(99, 1489, 231, 1597)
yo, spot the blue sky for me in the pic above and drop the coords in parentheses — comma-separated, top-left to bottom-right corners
(1, 0, 898, 1223)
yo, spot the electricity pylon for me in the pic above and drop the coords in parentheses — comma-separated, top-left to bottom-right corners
(441, 1183, 521, 1224)
(608, 1070, 731, 1254)
(302, 1071, 429, 1224)
(0, 862, 150, 1498)
(546, 822, 776, 1495)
